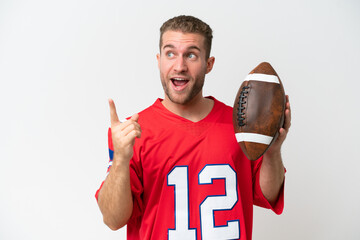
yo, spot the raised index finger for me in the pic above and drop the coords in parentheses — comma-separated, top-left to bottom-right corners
(108, 98, 120, 126)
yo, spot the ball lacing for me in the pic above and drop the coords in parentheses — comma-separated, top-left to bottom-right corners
(237, 86, 249, 127)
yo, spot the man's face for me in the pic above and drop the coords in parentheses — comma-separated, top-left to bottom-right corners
(157, 31, 214, 105)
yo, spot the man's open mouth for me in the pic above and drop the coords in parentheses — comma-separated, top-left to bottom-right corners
(171, 77, 189, 88)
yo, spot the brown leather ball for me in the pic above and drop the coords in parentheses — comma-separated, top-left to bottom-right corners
(233, 62, 286, 160)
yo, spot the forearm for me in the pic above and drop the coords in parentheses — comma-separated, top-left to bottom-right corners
(97, 155, 133, 230)
(260, 150, 285, 204)
(259, 95, 290, 204)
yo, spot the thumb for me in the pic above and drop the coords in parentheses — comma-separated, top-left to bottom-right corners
(275, 128, 287, 145)
(130, 113, 139, 122)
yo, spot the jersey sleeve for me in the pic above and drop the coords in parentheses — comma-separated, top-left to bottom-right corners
(94, 128, 114, 201)
(251, 157, 285, 215)
(95, 128, 144, 222)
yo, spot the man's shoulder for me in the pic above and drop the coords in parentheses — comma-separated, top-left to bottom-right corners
(210, 96, 233, 114)
(137, 98, 162, 117)
(135, 98, 165, 128)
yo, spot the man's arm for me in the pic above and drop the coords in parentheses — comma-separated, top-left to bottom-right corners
(97, 99, 141, 230)
(260, 95, 291, 204)
(98, 157, 133, 230)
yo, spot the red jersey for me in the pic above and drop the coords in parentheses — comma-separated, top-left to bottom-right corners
(96, 97, 284, 240)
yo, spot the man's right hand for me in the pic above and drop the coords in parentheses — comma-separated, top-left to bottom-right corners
(109, 98, 141, 165)
(98, 99, 141, 230)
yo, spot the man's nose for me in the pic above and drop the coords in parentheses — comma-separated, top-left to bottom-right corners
(174, 56, 188, 72)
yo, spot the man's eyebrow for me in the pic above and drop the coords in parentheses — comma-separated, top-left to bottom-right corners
(162, 44, 201, 52)
(187, 46, 201, 52)
(162, 44, 175, 50)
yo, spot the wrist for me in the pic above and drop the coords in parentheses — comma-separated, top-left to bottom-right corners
(263, 148, 283, 168)
(112, 153, 131, 170)
(264, 147, 281, 159)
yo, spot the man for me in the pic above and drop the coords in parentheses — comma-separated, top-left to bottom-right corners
(96, 15, 291, 240)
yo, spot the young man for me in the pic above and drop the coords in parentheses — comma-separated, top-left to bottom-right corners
(96, 15, 291, 240)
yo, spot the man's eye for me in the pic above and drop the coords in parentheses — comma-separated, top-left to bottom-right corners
(188, 53, 196, 59)
(167, 52, 174, 58)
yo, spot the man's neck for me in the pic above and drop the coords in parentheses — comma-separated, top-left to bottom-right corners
(161, 95, 214, 122)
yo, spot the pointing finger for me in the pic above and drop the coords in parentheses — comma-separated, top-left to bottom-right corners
(108, 98, 120, 126)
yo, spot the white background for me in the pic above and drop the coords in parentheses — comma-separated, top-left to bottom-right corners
(1, 0, 359, 239)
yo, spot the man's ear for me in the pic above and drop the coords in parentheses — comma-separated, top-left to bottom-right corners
(206, 57, 215, 74)
(156, 53, 160, 69)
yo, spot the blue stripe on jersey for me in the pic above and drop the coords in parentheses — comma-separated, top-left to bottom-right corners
(109, 149, 114, 160)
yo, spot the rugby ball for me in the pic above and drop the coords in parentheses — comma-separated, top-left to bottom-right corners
(233, 62, 285, 160)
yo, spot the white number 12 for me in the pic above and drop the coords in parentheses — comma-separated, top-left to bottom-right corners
(167, 164, 240, 240)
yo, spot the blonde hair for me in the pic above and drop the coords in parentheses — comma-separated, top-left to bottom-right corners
(159, 15, 213, 59)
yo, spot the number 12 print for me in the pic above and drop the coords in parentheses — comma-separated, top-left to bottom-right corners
(167, 164, 240, 240)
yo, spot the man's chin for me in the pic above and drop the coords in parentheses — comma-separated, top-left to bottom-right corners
(167, 95, 188, 105)
(163, 82, 203, 106)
